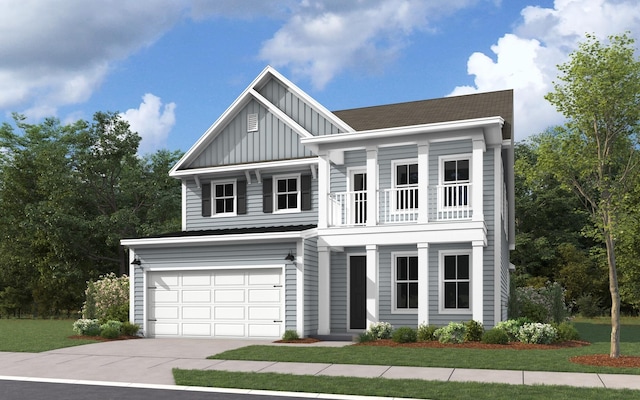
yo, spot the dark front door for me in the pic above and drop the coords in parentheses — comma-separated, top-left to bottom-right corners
(349, 256, 366, 330)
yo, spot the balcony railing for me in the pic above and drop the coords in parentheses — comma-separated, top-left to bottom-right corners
(328, 184, 472, 227)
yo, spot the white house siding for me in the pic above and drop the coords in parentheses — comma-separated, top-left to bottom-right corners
(303, 237, 319, 336)
(258, 78, 345, 137)
(184, 176, 318, 231)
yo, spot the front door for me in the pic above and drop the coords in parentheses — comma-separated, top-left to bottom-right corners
(351, 171, 367, 225)
(349, 255, 366, 330)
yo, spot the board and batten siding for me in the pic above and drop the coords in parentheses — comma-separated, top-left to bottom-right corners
(187, 99, 315, 169)
(259, 78, 345, 136)
(184, 175, 318, 231)
(303, 237, 319, 336)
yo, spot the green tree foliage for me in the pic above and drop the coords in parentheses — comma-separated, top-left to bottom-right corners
(0, 112, 182, 316)
(540, 33, 640, 358)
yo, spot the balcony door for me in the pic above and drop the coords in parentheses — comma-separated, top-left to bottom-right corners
(350, 169, 367, 225)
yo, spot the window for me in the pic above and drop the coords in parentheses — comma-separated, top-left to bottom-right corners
(395, 255, 418, 311)
(442, 254, 470, 310)
(441, 156, 470, 207)
(213, 181, 235, 215)
(394, 160, 418, 210)
(274, 175, 300, 212)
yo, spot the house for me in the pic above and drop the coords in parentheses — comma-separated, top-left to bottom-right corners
(121, 66, 515, 339)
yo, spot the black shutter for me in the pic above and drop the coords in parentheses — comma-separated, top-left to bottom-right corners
(237, 179, 247, 215)
(262, 177, 273, 213)
(202, 182, 211, 217)
(301, 174, 312, 211)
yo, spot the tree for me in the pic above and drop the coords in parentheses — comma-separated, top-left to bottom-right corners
(541, 33, 640, 357)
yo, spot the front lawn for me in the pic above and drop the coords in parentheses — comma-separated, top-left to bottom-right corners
(0, 319, 99, 352)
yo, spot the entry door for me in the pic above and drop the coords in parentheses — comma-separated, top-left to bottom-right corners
(349, 256, 367, 330)
(351, 171, 367, 225)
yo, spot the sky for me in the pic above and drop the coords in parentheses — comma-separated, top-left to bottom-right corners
(1, 0, 639, 155)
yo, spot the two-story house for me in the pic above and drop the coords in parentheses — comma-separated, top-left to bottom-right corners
(121, 66, 515, 339)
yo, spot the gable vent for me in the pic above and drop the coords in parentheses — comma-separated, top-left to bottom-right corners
(247, 113, 258, 132)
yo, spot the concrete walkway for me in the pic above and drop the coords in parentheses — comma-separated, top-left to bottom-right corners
(0, 338, 639, 394)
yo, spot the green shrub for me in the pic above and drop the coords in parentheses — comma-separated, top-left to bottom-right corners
(82, 273, 129, 322)
(510, 282, 570, 324)
(100, 320, 122, 339)
(282, 330, 300, 341)
(576, 294, 602, 318)
(464, 320, 484, 342)
(368, 321, 393, 339)
(102, 303, 129, 324)
(392, 326, 417, 343)
(482, 328, 509, 345)
(555, 322, 580, 342)
(120, 321, 140, 336)
(417, 323, 438, 341)
(434, 322, 466, 344)
(72, 318, 101, 336)
(358, 331, 376, 343)
(517, 322, 558, 344)
(495, 318, 532, 341)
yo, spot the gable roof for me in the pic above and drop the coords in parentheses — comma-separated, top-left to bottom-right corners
(333, 89, 513, 140)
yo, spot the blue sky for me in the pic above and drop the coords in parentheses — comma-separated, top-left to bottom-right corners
(1, 0, 639, 155)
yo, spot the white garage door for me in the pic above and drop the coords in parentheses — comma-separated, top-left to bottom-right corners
(147, 268, 284, 338)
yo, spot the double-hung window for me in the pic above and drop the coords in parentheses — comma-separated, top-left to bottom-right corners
(274, 175, 300, 212)
(441, 155, 470, 208)
(394, 160, 418, 210)
(442, 253, 470, 310)
(213, 181, 236, 215)
(395, 254, 418, 311)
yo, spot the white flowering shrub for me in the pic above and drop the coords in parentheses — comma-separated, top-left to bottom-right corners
(72, 318, 101, 336)
(495, 318, 531, 341)
(82, 273, 129, 322)
(434, 322, 466, 344)
(517, 322, 558, 344)
(368, 321, 393, 339)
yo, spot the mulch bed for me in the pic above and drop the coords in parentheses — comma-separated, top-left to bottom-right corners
(69, 335, 141, 342)
(274, 338, 321, 344)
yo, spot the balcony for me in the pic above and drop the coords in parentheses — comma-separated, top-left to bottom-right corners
(328, 183, 472, 227)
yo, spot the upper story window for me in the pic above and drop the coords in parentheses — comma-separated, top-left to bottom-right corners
(394, 254, 418, 312)
(441, 252, 471, 311)
(440, 155, 471, 208)
(213, 181, 235, 215)
(393, 160, 418, 210)
(201, 179, 247, 217)
(274, 174, 300, 212)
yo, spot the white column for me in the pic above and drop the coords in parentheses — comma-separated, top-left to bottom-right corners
(472, 139, 485, 222)
(317, 152, 330, 228)
(365, 244, 378, 327)
(296, 240, 305, 336)
(317, 245, 331, 335)
(366, 147, 378, 226)
(417, 243, 429, 325)
(417, 141, 429, 223)
(493, 144, 503, 325)
(472, 240, 484, 323)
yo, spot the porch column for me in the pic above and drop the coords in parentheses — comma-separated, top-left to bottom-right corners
(472, 139, 485, 222)
(296, 240, 305, 336)
(472, 240, 484, 323)
(317, 245, 331, 335)
(365, 244, 378, 327)
(317, 152, 330, 228)
(366, 146, 378, 226)
(417, 243, 429, 324)
(417, 140, 429, 223)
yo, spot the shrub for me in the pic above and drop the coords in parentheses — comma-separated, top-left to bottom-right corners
(495, 318, 532, 341)
(100, 320, 122, 339)
(82, 273, 129, 323)
(517, 322, 558, 344)
(282, 330, 300, 341)
(368, 321, 393, 339)
(392, 326, 417, 343)
(482, 328, 509, 345)
(72, 318, 101, 336)
(417, 323, 438, 341)
(120, 321, 141, 336)
(358, 331, 375, 343)
(576, 294, 602, 318)
(555, 322, 580, 342)
(434, 322, 466, 344)
(511, 282, 570, 324)
(464, 320, 484, 342)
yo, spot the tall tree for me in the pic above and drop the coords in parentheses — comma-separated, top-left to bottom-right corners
(541, 33, 640, 357)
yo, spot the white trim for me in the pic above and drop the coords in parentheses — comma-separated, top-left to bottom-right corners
(438, 249, 473, 315)
(417, 243, 429, 325)
(317, 246, 331, 335)
(391, 252, 419, 314)
(142, 263, 285, 272)
(210, 179, 237, 217)
(273, 173, 301, 213)
(171, 157, 318, 179)
(121, 229, 316, 248)
(438, 153, 472, 186)
(181, 180, 187, 231)
(365, 244, 378, 328)
(391, 158, 419, 214)
(295, 240, 305, 336)
(493, 145, 503, 325)
(347, 166, 367, 225)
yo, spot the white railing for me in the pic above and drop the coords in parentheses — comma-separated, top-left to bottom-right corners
(328, 184, 472, 227)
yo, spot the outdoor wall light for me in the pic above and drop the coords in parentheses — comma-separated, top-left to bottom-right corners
(131, 256, 142, 265)
(284, 251, 295, 262)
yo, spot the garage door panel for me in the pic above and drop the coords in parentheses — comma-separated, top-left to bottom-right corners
(248, 288, 280, 303)
(248, 306, 281, 320)
(214, 289, 245, 302)
(214, 273, 245, 286)
(182, 290, 211, 303)
(248, 271, 281, 285)
(183, 306, 211, 319)
(151, 306, 179, 319)
(183, 274, 211, 286)
(214, 323, 245, 337)
(152, 323, 179, 336)
(182, 323, 211, 336)
(214, 306, 245, 319)
(151, 290, 179, 303)
(152, 274, 178, 287)
(248, 324, 281, 338)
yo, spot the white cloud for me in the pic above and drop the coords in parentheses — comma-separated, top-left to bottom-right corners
(121, 94, 176, 154)
(259, 0, 477, 89)
(450, 0, 640, 141)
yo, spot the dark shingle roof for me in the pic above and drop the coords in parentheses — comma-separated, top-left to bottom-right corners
(333, 89, 513, 140)
(124, 225, 317, 240)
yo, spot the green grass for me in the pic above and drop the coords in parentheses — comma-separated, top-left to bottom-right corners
(0, 318, 99, 352)
(206, 321, 640, 375)
(173, 369, 640, 400)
